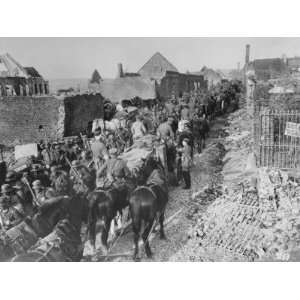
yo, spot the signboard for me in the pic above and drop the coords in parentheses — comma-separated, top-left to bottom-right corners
(15, 143, 38, 160)
(285, 122, 300, 137)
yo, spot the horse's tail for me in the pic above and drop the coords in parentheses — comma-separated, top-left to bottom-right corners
(129, 187, 157, 233)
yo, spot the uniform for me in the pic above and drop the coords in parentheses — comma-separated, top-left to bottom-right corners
(178, 143, 192, 189)
(181, 107, 191, 120)
(90, 139, 109, 169)
(157, 122, 174, 140)
(131, 120, 146, 140)
(70, 164, 95, 193)
(0, 185, 25, 230)
(97, 156, 130, 190)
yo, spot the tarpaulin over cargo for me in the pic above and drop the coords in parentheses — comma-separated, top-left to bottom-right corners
(119, 147, 153, 172)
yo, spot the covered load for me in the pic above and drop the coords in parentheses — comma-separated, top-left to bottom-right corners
(119, 134, 167, 174)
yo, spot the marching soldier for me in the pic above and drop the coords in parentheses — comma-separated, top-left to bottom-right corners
(157, 117, 175, 141)
(0, 184, 25, 230)
(96, 148, 131, 190)
(32, 180, 56, 206)
(70, 160, 95, 194)
(90, 128, 109, 170)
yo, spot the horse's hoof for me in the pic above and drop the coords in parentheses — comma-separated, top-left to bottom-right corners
(133, 256, 140, 262)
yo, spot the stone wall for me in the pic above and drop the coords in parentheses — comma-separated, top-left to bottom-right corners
(64, 93, 104, 136)
(158, 72, 206, 99)
(0, 96, 64, 146)
(0, 93, 104, 146)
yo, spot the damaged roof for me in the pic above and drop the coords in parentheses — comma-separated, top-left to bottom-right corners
(24, 67, 42, 78)
(0, 53, 29, 78)
(138, 52, 178, 80)
(92, 76, 156, 103)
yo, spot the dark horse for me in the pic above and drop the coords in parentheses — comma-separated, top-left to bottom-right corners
(129, 156, 168, 261)
(86, 183, 131, 255)
(0, 173, 78, 262)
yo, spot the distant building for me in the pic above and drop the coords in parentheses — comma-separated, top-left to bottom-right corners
(0, 53, 49, 96)
(138, 52, 206, 99)
(191, 66, 223, 88)
(88, 64, 156, 103)
(89, 52, 206, 103)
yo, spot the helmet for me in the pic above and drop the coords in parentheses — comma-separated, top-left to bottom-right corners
(5, 171, 18, 183)
(1, 184, 14, 194)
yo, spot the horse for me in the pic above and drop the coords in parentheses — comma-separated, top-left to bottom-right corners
(0, 173, 81, 262)
(0, 194, 71, 261)
(86, 182, 132, 255)
(129, 156, 168, 261)
(11, 218, 83, 262)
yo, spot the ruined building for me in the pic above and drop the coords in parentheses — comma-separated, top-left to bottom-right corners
(0, 53, 49, 96)
(0, 54, 104, 146)
(89, 52, 207, 103)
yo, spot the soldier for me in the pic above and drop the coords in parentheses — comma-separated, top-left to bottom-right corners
(177, 138, 192, 189)
(31, 164, 51, 187)
(181, 103, 191, 121)
(90, 128, 109, 170)
(80, 150, 95, 171)
(96, 148, 131, 190)
(32, 180, 56, 206)
(70, 160, 95, 194)
(157, 117, 175, 141)
(131, 115, 147, 141)
(5, 171, 32, 209)
(0, 184, 25, 230)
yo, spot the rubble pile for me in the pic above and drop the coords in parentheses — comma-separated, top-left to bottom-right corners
(186, 168, 300, 261)
(222, 108, 255, 187)
(187, 142, 226, 222)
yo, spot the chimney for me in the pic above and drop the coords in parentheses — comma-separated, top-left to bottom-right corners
(282, 54, 287, 64)
(245, 44, 250, 65)
(117, 63, 124, 78)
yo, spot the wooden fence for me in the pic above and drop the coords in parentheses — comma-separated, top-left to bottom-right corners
(254, 108, 300, 169)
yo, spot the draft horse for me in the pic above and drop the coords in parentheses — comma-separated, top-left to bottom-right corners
(129, 156, 168, 261)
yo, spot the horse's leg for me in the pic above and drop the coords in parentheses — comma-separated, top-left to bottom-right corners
(159, 212, 166, 240)
(87, 206, 97, 252)
(132, 219, 141, 261)
(142, 219, 155, 258)
(101, 218, 111, 254)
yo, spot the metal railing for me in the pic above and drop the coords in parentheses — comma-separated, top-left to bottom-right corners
(254, 108, 300, 169)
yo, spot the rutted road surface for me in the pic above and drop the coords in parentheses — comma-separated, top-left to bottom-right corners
(86, 115, 228, 262)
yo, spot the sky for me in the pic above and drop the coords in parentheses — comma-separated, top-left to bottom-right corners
(2, 37, 300, 79)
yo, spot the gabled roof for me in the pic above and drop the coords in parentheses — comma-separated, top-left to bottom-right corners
(91, 76, 156, 103)
(0, 53, 29, 78)
(90, 69, 102, 84)
(138, 52, 178, 80)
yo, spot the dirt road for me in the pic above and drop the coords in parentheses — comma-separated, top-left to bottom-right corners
(87, 115, 229, 262)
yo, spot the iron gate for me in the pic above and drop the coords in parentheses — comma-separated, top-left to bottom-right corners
(254, 109, 300, 169)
